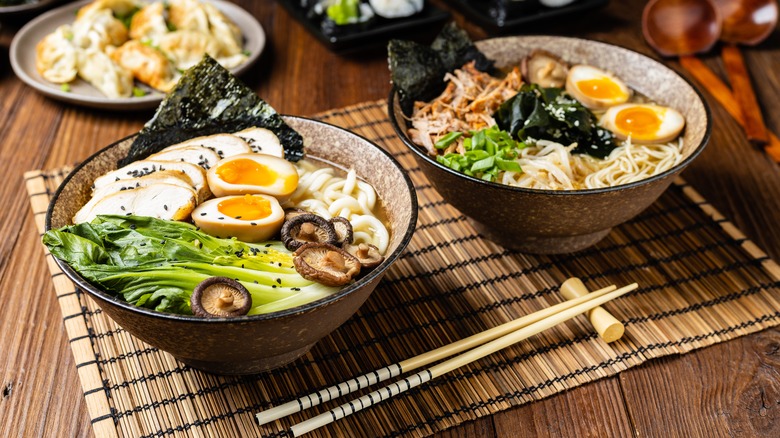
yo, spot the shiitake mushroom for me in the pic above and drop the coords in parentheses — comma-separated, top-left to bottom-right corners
(343, 242, 384, 269)
(281, 213, 338, 251)
(329, 216, 354, 246)
(191, 277, 251, 318)
(293, 243, 361, 287)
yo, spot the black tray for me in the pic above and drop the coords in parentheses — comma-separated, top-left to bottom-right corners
(277, 0, 450, 54)
(443, 0, 609, 33)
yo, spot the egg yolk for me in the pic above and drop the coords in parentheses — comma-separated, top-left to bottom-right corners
(576, 77, 626, 100)
(615, 107, 663, 140)
(216, 158, 277, 186)
(217, 195, 273, 220)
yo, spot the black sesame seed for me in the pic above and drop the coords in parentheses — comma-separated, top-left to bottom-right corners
(200, 212, 207, 216)
(120, 206, 126, 211)
(218, 217, 225, 220)
(250, 222, 257, 226)
(272, 285, 277, 288)
(163, 205, 168, 211)
(130, 224, 137, 229)
(275, 278, 281, 285)
(235, 216, 242, 219)
(254, 280, 258, 284)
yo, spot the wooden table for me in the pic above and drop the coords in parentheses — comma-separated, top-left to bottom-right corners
(1, 1, 779, 436)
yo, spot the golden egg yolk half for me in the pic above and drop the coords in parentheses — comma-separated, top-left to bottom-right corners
(615, 106, 663, 141)
(217, 195, 273, 220)
(216, 158, 277, 186)
(576, 77, 626, 100)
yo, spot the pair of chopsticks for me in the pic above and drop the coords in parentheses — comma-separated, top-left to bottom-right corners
(256, 279, 638, 436)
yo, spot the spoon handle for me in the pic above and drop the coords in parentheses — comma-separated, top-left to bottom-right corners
(721, 44, 768, 145)
(679, 56, 780, 162)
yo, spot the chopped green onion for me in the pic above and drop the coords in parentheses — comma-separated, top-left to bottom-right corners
(434, 131, 463, 150)
(132, 87, 147, 97)
(471, 156, 495, 172)
(60, 83, 71, 92)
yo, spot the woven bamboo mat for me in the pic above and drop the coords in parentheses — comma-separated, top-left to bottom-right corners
(26, 100, 780, 438)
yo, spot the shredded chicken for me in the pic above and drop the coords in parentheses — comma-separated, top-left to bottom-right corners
(409, 62, 523, 154)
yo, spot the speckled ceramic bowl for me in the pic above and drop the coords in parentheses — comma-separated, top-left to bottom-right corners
(389, 36, 710, 254)
(46, 117, 418, 374)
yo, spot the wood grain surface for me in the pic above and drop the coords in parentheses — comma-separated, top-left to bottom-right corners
(1, 1, 779, 437)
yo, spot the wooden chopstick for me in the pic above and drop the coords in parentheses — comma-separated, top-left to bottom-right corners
(720, 44, 768, 145)
(255, 282, 619, 426)
(286, 283, 638, 436)
(679, 55, 780, 162)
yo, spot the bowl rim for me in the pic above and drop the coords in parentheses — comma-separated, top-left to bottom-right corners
(388, 35, 712, 196)
(45, 115, 419, 323)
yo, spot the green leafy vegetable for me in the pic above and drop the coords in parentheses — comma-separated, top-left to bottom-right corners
(43, 216, 338, 315)
(326, 0, 360, 25)
(120, 56, 305, 167)
(435, 125, 525, 182)
(495, 84, 616, 158)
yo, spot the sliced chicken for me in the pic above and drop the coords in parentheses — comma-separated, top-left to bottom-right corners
(92, 160, 210, 202)
(163, 133, 251, 159)
(233, 127, 284, 158)
(147, 145, 221, 169)
(74, 183, 197, 224)
(77, 170, 196, 224)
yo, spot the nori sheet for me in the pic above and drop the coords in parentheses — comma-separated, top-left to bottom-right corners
(119, 56, 304, 167)
(388, 23, 494, 116)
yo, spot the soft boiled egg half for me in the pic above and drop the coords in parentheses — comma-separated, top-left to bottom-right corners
(207, 153, 299, 201)
(565, 65, 632, 110)
(192, 194, 285, 242)
(600, 103, 685, 144)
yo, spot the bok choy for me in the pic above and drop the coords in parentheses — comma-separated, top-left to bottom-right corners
(43, 215, 338, 316)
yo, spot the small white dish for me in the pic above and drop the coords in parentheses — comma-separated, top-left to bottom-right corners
(10, 0, 265, 110)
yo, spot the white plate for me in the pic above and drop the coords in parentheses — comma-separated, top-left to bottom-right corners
(10, 0, 265, 110)
(0, 0, 68, 17)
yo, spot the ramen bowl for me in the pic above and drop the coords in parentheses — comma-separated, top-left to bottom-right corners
(389, 36, 710, 254)
(46, 117, 418, 374)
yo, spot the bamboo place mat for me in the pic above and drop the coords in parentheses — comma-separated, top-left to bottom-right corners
(26, 100, 780, 438)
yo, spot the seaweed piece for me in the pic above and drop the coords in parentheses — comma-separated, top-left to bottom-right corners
(388, 22, 494, 115)
(494, 84, 616, 158)
(119, 56, 304, 167)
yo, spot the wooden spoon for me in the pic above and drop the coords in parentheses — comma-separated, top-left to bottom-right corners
(643, 0, 780, 161)
(711, 0, 778, 145)
(642, 0, 722, 56)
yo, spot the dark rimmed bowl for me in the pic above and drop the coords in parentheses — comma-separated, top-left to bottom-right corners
(389, 36, 710, 254)
(46, 116, 418, 375)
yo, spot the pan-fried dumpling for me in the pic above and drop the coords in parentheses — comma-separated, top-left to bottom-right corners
(157, 30, 221, 71)
(111, 40, 178, 92)
(129, 2, 169, 42)
(35, 25, 78, 83)
(72, 8, 128, 50)
(76, 0, 140, 19)
(168, 0, 210, 34)
(77, 48, 133, 98)
(202, 2, 242, 56)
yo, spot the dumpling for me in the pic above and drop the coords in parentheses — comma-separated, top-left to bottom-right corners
(129, 2, 169, 42)
(202, 2, 243, 56)
(157, 30, 221, 70)
(35, 25, 78, 84)
(111, 40, 178, 92)
(167, 0, 210, 34)
(76, 48, 133, 98)
(72, 8, 128, 50)
(76, 0, 141, 21)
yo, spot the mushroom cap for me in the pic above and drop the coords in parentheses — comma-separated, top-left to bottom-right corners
(343, 242, 384, 269)
(191, 277, 252, 318)
(294, 243, 362, 287)
(284, 207, 309, 222)
(521, 49, 569, 88)
(281, 213, 338, 251)
(329, 216, 354, 245)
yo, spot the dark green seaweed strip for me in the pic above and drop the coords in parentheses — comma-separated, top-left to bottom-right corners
(388, 23, 494, 115)
(119, 56, 304, 167)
